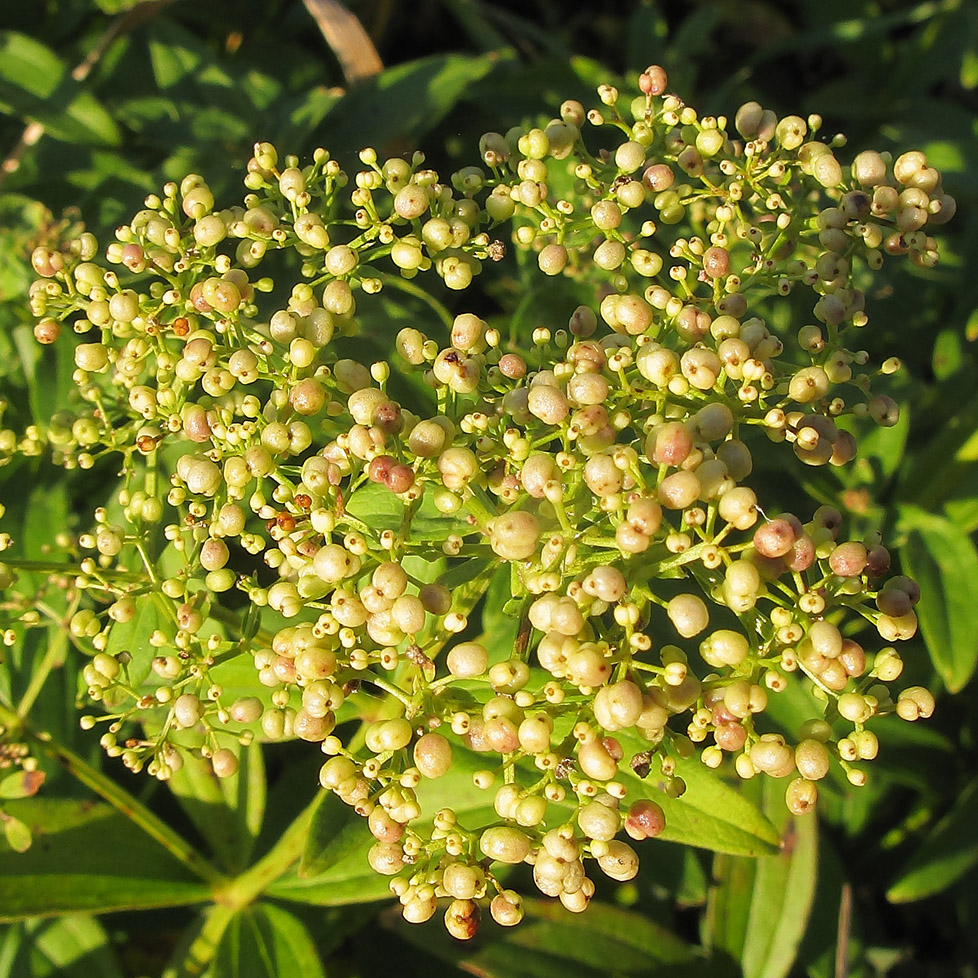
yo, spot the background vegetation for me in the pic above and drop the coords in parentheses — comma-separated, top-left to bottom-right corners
(1, 1, 976, 976)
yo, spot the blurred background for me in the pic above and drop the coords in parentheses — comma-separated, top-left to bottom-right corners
(1, 1, 977, 976)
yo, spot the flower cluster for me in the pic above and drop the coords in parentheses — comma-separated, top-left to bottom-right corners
(0, 65, 946, 934)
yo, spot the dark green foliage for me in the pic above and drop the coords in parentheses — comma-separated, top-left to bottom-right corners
(1, 1, 976, 975)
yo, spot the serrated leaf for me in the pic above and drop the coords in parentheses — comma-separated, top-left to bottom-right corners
(0, 32, 120, 146)
(706, 778, 818, 978)
(0, 798, 210, 920)
(899, 505, 978, 692)
(887, 778, 978, 902)
(211, 903, 325, 978)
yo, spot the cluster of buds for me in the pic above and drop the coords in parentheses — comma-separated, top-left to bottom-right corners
(0, 65, 945, 935)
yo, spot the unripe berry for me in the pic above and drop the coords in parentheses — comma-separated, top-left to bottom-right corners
(896, 686, 935, 721)
(749, 735, 795, 777)
(667, 594, 709, 638)
(490, 890, 524, 926)
(718, 487, 758, 530)
(518, 715, 553, 754)
(578, 799, 621, 841)
(538, 243, 568, 276)
(700, 629, 749, 668)
(597, 840, 639, 881)
(413, 733, 452, 778)
(479, 826, 531, 863)
(785, 777, 818, 815)
(489, 511, 539, 561)
(578, 739, 618, 781)
(794, 739, 831, 780)
(211, 748, 239, 779)
(838, 692, 872, 723)
(592, 681, 644, 731)
(446, 641, 488, 678)
(320, 756, 357, 789)
(368, 841, 404, 875)
(173, 693, 203, 729)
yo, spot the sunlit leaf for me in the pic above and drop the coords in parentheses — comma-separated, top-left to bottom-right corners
(0, 798, 210, 920)
(210, 903, 325, 978)
(18, 915, 124, 978)
(164, 740, 265, 872)
(899, 505, 978, 692)
(0, 32, 120, 145)
(705, 778, 818, 978)
(888, 778, 978, 902)
(617, 732, 781, 856)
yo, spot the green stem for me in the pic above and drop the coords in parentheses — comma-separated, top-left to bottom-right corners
(362, 672, 414, 708)
(0, 558, 143, 581)
(212, 791, 322, 910)
(163, 903, 238, 978)
(17, 626, 68, 719)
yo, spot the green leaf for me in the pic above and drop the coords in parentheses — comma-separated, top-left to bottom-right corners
(963, 47, 978, 90)
(509, 898, 694, 967)
(94, 0, 142, 11)
(210, 903, 325, 978)
(900, 392, 978, 513)
(706, 778, 818, 978)
(344, 481, 467, 543)
(899, 505, 978, 692)
(0, 769, 45, 800)
(298, 789, 358, 879)
(18, 915, 124, 978)
(2, 813, 33, 853)
(315, 52, 501, 154)
(617, 733, 781, 856)
(165, 740, 265, 872)
(390, 898, 694, 977)
(887, 778, 978, 902)
(272, 790, 392, 907)
(0, 32, 120, 146)
(103, 591, 168, 686)
(0, 798, 210, 921)
(932, 327, 965, 379)
(149, 33, 203, 90)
